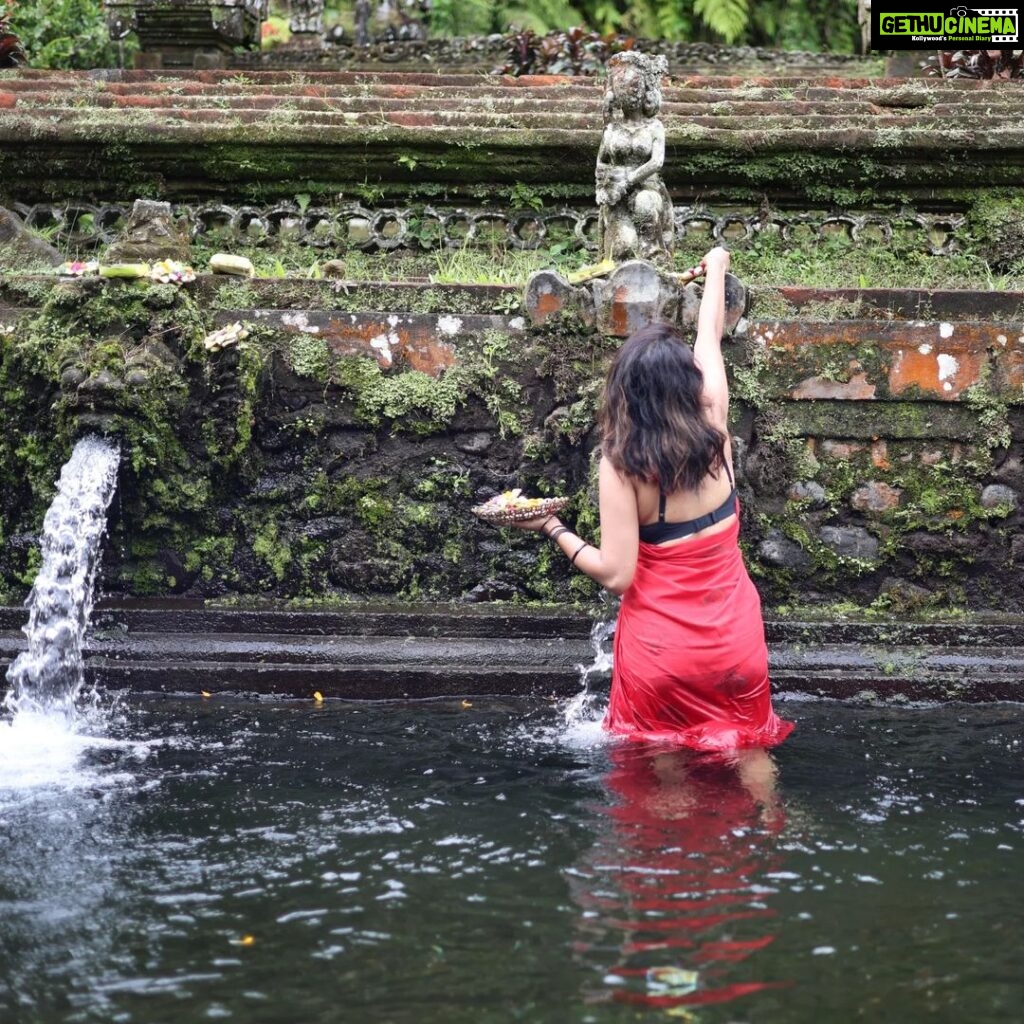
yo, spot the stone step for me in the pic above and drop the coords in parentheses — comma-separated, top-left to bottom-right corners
(11, 105, 1024, 138)
(5, 70, 1024, 204)
(3, 68, 1011, 91)
(743, 319, 1024, 403)
(1, 614, 1022, 701)
(5, 77, 1023, 110)
(770, 288, 1024, 322)
(3, 114, 1019, 157)
(6, 281, 1020, 323)
(8, 83, 1023, 118)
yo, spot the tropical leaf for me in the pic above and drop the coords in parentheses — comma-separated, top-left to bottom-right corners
(693, 0, 750, 43)
(429, 0, 493, 36)
(655, 1, 691, 39)
(586, 1, 623, 33)
(500, 0, 584, 34)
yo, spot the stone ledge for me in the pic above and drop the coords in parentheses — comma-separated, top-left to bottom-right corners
(2, 605, 1022, 702)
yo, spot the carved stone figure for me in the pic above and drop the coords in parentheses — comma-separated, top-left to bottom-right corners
(857, 0, 872, 55)
(354, 0, 371, 45)
(103, 199, 191, 263)
(289, 0, 323, 36)
(595, 51, 674, 264)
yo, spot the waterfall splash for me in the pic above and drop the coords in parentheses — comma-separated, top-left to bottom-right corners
(3, 435, 120, 725)
(560, 617, 615, 746)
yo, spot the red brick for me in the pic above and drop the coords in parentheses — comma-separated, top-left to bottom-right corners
(887, 333, 986, 400)
(791, 367, 876, 400)
(851, 481, 902, 512)
(820, 441, 865, 459)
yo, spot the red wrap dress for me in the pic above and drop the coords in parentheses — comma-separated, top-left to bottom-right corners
(604, 494, 794, 751)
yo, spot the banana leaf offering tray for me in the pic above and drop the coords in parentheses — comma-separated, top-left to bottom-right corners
(471, 489, 569, 526)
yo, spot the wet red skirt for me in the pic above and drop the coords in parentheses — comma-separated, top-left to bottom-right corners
(604, 515, 794, 751)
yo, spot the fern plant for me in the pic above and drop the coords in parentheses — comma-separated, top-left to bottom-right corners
(693, 0, 749, 43)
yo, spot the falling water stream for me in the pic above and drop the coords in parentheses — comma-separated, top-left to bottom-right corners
(561, 617, 616, 746)
(2, 434, 120, 730)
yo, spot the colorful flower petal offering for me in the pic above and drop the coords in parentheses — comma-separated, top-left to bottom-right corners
(203, 322, 249, 352)
(471, 488, 569, 525)
(149, 259, 197, 284)
(55, 260, 99, 277)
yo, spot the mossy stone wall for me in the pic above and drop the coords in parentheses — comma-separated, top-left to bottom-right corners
(1, 278, 1022, 615)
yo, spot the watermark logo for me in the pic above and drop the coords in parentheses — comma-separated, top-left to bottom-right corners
(870, 3, 1022, 48)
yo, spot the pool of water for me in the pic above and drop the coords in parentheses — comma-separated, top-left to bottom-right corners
(0, 695, 1021, 1023)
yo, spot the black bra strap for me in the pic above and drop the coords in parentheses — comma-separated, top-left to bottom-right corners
(659, 462, 732, 516)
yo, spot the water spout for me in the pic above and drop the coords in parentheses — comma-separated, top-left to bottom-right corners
(4, 435, 120, 722)
(562, 616, 615, 735)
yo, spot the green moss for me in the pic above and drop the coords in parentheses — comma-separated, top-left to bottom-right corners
(288, 333, 331, 382)
(183, 535, 237, 581)
(213, 280, 260, 309)
(252, 519, 291, 582)
(338, 359, 472, 433)
(967, 189, 1024, 273)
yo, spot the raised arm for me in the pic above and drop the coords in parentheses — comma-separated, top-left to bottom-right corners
(692, 246, 731, 430)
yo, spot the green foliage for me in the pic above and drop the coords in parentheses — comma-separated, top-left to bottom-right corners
(432, 0, 580, 35)
(288, 334, 331, 382)
(693, 0, 748, 44)
(509, 182, 545, 212)
(678, 229, 1005, 291)
(7, 0, 131, 69)
(966, 190, 1024, 275)
(477, 0, 860, 51)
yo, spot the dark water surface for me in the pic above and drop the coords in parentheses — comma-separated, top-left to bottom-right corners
(0, 697, 1021, 1023)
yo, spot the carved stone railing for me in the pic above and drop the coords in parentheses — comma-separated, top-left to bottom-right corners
(8, 201, 965, 257)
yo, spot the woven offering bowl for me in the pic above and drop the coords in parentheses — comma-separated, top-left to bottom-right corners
(471, 492, 569, 526)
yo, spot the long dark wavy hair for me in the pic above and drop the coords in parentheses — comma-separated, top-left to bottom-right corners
(599, 322, 727, 493)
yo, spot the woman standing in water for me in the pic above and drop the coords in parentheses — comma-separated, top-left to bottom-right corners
(513, 246, 793, 751)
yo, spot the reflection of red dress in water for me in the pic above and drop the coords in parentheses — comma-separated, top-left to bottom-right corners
(605, 513, 794, 750)
(571, 743, 791, 1012)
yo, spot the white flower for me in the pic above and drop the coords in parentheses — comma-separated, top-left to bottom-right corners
(203, 321, 249, 352)
(150, 259, 196, 285)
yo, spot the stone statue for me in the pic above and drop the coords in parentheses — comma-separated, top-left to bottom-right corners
(595, 51, 674, 264)
(103, 199, 191, 264)
(354, 0, 371, 45)
(289, 0, 323, 36)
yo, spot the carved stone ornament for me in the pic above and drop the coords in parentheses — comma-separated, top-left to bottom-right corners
(289, 0, 324, 36)
(103, 199, 191, 264)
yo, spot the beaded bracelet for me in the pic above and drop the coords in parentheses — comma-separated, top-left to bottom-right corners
(570, 541, 589, 566)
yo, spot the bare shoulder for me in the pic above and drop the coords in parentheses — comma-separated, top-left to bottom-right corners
(599, 454, 632, 490)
